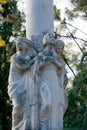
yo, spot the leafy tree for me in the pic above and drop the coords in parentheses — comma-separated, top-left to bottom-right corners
(54, 5, 60, 20)
(64, 55, 87, 129)
(71, 0, 87, 17)
(62, 1, 87, 129)
(0, 0, 24, 129)
(64, 0, 87, 19)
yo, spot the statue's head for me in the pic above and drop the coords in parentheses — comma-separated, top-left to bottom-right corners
(55, 39, 65, 55)
(43, 33, 55, 48)
(16, 37, 33, 52)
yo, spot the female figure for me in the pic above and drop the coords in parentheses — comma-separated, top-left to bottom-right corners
(8, 38, 37, 130)
(34, 33, 63, 130)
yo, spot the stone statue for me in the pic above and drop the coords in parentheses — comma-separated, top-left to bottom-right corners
(33, 33, 65, 130)
(55, 39, 68, 115)
(8, 35, 68, 130)
(8, 37, 37, 130)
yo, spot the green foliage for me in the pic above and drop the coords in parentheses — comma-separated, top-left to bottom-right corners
(64, 57, 87, 129)
(0, 1, 23, 129)
(71, 0, 87, 7)
(71, 0, 87, 17)
(57, 23, 65, 32)
(65, 7, 78, 20)
(54, 5, 60, 20)
(64, 0, 87, 20)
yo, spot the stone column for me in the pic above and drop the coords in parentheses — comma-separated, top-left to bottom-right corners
(26, 1, 54, 129)
(26, 0, 54, 50)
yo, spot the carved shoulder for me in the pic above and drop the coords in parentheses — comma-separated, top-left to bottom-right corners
(11, 54, 31, 70)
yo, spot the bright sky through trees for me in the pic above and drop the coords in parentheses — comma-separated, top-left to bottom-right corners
(17, 0, 87, 37)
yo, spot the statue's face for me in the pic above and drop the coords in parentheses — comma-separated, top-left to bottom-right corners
(47, 34, 55, 43)
(16, 42, 23, 51)
(16, 42, 29, 53)
(47, 44, 54, 51)
(56, 46, 64, 55)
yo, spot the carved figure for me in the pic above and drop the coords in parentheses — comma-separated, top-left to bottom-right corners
(55, 39, 68, 116)
(8, 38, 37, 130)
(33, 33, 64, 130)
(8, 35, 68, 130)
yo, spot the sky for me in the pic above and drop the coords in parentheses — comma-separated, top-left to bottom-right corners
(54, 0, 74, 19)
(54, 0, 87, 38)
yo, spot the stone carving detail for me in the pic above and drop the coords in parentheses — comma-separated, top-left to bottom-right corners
(8, 33, 68, 130)
(31, 34, 43, 51)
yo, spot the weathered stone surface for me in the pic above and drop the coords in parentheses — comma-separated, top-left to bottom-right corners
(8, 35, 68, 130)
(26, 0, 54, 39)
(8, 1, 68, 130)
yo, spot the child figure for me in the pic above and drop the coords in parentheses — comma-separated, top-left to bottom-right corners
(55, 39, 68, 116)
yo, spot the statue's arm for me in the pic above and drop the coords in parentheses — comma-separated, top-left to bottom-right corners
(13, 53, 40, 70)
(64, 72, 68, 88)
(13, 55, 31, 70)
(29, 55, 39, 65)
(45, 55, 63, 68)
(53, 58, 62, 68)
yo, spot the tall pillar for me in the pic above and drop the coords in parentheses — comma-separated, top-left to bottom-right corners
(26, 0, 54, 50)
(26, 1, 54, 129)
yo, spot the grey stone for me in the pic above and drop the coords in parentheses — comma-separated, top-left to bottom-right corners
(8, 35, 68, 130)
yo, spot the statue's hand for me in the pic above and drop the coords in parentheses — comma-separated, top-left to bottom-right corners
(38, 52, 43, 57)
(45, 56, 55, 62)
(14, 54, 26, 64)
